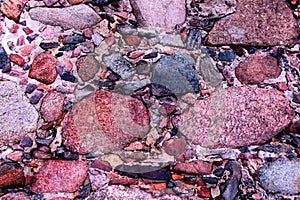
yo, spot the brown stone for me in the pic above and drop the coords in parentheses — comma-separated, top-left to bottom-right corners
(123, 35, 141, 46)
(9, 54, 25, 67)
(179, 86, 294, 148)
(76, 55, 100, 82)
(235, 54, 281, 84)
(0, 164, 25, 189)
(130, 0, 186, 29)
(91, 159, 112, 172)
(288, 120, 300, 134)
(62, 90, 150, 154)
(40, 91, 65, 122)
(162, 138, 187, 156)
(29, 53, 58, 85)
(31, 160, 88, 193)
(206, 0, 299, 46)
(173, 160, 212, 175)
(0, 0, 27, 22)
(197, 187, 211, 198)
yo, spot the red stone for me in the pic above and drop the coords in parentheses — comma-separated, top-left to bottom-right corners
(173, 160, 212, 175)
(91, 159, 112, 172)
(162, 138, 187, 156)
(0, 165, 25, 189)
(277, 82, 288, 91)
(31, 160, 88, 193)
(62, 90, 150, 154)
(109, 177, 138, 185)
(180, 86, 294, 148)
(9, 54, 25, 66)
(29, 53, 58, 85)
(0, 0, 27, 22)
(235, 54, 281, 84)
(40, 91, 65, 122)
(20, 45, 36, 56)
(23, 27, 34, 35)
(10, 24, 19, 33)
(197, 187, 211, 198)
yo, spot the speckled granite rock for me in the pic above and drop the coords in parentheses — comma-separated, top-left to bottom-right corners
(31, 160, 88, 193)
(0, 81, 38, 146)
(179, 86, 294, 148)
(29, 5, 101, 30)
(40, 91, 65, 122)
(206, 0, 299, 46)
(62, 90, 150, 154)
(259, 158, 300, 194)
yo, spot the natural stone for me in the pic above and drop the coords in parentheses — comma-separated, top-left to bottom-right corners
(206, 0, 299, 46)
(130, 0, 186, 29)
(235, 54, 281, 84)
(103, 54, 134, 79)
(151, 54, 200, 94)
(0, 45, 9, 69)
(259, 158, 300, 194)
(0, 192, 30, 200)
(31, 160, 88, 193)
(29, 5, 101, 30)
(76, 55, 100, 82)
(62, 90, 150, 154)
(162, 138, 187, 156)
(179, 86, 294, 148)
(0, 81, 38, 146)
(0, 0, 27, 22)
(43, 0, 59, 6)
(40, 91, 65, 122)
(173, 160, 212, 175)
(0, 164, 25, 189)
(29, 53, 58, 85)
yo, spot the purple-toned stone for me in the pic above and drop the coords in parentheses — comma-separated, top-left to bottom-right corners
(29, 91, 44, 104)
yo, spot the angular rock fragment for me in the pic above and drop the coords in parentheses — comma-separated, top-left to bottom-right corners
(206, 0, 299, 46)
(130, 0, 186, 29)
(259, 158, 300, 194)
(0, 81, 39, 146)
(235, 54, 281, 84)
(31, 160, 88, 193)
(29, 5, 101, 30)
(0, 0, 27, 22)
(179, 86, 294, 148)
(62, 90, 150, 154)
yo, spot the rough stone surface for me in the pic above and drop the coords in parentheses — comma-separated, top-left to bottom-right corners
(103, 54, 134, 79)
(62, 90, 150, 154)
(130, 0, 186, 29)
(151, 54, 200, 94)
(0, 0, 26, 22)
(43, 0, 59, 6)
(0, 164, 25, 189)
(206, 0, 299, 46)
(31, 160, 88, 193)
(235, 54, 281, 84)
(173, 160, 212, 175)
(179, 86, 294, 148)
(40, 91, 65, 122)
(29, 53, 58, 85)
(29, 5, 101, 30)
(0, 192, 30, 200)
(0, 81, 39, 146)
(162, 138, 187, 156)
(259, 158, 300, 194)
(0, 45, 9, 69)
(76, 55, 100, 82)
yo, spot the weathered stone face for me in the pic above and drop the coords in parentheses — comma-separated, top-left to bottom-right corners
(206, 0, 299, 46)
(0, 81, 39, 146)
(62, 90, 150, 154)
(179, 86, 294, 148)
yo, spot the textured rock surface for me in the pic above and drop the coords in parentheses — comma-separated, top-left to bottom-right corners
(40, 91, 65, 122)
(0, 44, 8, 69)
(151, 54, 200, 94)
(0, 192, 30, 200)
(0, 164, 25, 189)
(0, 81, 38, 146)
(0, 0, 26, 22)
(31, 160, 88, 193)
(235, 54, 281, 84)
(206, 0, 299, 46)
(173, 160, 212, 175)
(259, 158, 300, 194)
(103, 54, 134, 79)
(179, 86, 294, 148)
(29, 5, 101, 30)
(29, 53, 58, 85)
(62, 90, 150, 154)
(130, 0, 186, 29)
(76, 55, 100, 82)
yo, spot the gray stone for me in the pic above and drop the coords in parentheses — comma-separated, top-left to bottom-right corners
(259, 158, 300, 194)
(161, 34, 185, 47)
(0, 81, 39, 146)
(0, 44, 8, 69)
(115, 79, 151, 95)
(103, 54, 135, 79)
(29, 5, 101, 30)
(151, 54, 200, 94)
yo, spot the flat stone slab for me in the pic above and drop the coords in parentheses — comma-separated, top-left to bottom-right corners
(29, 4, 101, 30)
(31, 160, 88, 193)
(0, 81, 39, 146)
(206, 0, 299, 46)
(179, 86, 294, 148)
(130, 0, 186, 29)
(259, 158, 300, 194)
(62, 90, 150, 154)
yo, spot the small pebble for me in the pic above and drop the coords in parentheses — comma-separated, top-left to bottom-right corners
(59, 44, 77, 51)
(218, 50, 236, 62)
(65, 35, 86, 44)
(23, 27, 33, 35)
(60, 72, 77, 82)
(144, 51, 158, 59)
(29, 91, 44, 104)
(39, 42, 60, 50)
(20, 136, 33, 147)
(2, 62, 11, 73)
(26, 34, 39, 43)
